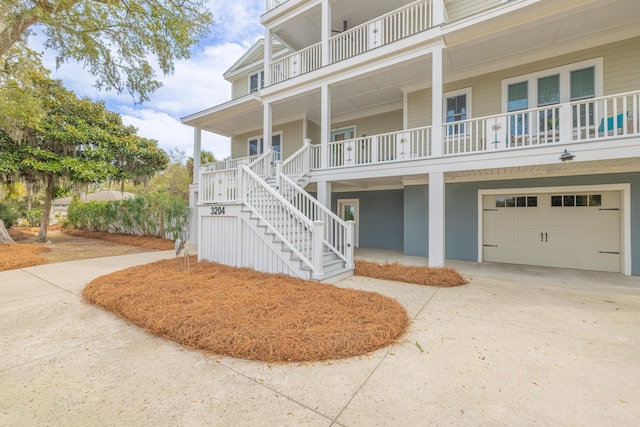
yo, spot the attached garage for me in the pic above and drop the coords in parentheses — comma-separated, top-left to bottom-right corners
(481, 187, 624, 273)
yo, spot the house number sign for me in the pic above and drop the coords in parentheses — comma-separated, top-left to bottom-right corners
(210, 206, 226, 215)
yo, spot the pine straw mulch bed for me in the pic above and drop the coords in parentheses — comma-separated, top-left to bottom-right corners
(354, 260, 468, 287)
(60, 229, 174, 250)
(0, 244, 51, 271)
(83, 257, 410, 363)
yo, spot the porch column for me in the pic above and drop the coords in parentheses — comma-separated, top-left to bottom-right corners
(264, 29, 272, 87)
(317, 181, 332, 209)
(192, 126, 202, 182)
(428, 171, 445, 267)
(263, 102, 273, 151)
(321, 0, 331, 66)
(320, 84, 331, 169)
(431, 45, 443, 157)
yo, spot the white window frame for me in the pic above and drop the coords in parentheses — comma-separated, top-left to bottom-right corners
(443, 87, 472, 121)
(501, 58, 603, 112)
(248, 70, 264, 94)
(247, 131, 283, 156)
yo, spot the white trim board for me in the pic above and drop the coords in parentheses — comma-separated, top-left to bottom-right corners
(477, 183, 631, 275)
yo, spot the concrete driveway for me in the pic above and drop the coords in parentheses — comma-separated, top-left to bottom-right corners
(1, 251, 639, 426)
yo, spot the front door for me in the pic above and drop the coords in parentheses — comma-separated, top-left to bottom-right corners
(338, 199, 359, 248)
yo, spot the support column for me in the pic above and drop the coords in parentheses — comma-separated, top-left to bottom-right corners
(317, 180, 332, 209)
(263, 102, 273, 152)
(321, 0, 331, 66)
(428, 171, 445, 267)
(320, 84, 331, 169)
(189, 126, 202, 247)
(431, 46, 443, 157)
(192, 126, 202, 181)
(264, 29, 272, 87)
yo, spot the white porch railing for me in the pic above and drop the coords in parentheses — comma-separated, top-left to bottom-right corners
(202, 154, 260, 172)
(310, 144, 321, 169)
(199, 168, 239, 204)
(242, 165, 324, 278)
(270, 43, 322, 85)
(280, 174, 354, 268)
(572, 90, 640, 141)
(281, 139, 312, 183)
(327, 126, 432, 168)
(330, 0, 433, 63)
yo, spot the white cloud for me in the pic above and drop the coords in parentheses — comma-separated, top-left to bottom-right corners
(27, 0, 266, 162)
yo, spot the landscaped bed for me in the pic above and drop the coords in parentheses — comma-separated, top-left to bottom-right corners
(83, 257, 411, 363)
(3, 228, 468, 362)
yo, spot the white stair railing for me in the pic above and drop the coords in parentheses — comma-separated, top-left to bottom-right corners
(279, 174, 354, 268)
(281, 139, 311, 183)
(247, 149, 280, 179)
(241, 164, 325, 279)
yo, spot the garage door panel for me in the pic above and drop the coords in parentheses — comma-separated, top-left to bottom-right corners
(548, 213, 575, 227)
(517, 213, 540, 226)
(483, 190, 621, 273)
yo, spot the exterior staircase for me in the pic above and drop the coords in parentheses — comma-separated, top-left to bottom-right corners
(197, 142, 354, 282)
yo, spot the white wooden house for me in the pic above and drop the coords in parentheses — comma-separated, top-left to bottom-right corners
(182, 0, 640, 280)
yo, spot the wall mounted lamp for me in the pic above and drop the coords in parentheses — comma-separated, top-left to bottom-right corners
(559, 149, 575, 161)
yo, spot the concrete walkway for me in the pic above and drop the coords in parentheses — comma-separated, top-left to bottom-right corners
(1, 251, 639, 426)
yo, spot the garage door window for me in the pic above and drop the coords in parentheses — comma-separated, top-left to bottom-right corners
(551, 194, 601, 207)
(495, 196, 537, 207)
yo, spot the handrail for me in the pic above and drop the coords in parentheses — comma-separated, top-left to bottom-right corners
(270, 43, 322, 85)
(329, 0, 432, 63)
(241, 165, 319, 274)
(281, 139, 311, 183)
(280, 173, 353, 267)
(203, 154, 260, 172)
(247, 149, 280, 178)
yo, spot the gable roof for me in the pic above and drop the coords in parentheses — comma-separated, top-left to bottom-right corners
(223, 39, 287, 80)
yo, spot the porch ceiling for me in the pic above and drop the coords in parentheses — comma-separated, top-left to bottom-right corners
(443, 0, 640, 78)
(316, 156, 640, 193)
(272, 0, 417, 51)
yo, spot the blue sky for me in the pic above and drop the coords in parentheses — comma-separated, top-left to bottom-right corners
(29, 0, 265, 161)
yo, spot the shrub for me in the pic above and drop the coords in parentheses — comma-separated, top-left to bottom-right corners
(0, 203, 20, 227)
(67, 192, 190, 239)
(25, 209, 43, 227)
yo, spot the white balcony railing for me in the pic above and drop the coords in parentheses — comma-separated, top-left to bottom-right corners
(270, 43, 322, 85)
(199, 168, 239, 204)
(327, 126, 432, 168)
(330, 0, 433, 63)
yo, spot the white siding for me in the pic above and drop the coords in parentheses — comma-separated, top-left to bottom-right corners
(333, 110, 403, 138)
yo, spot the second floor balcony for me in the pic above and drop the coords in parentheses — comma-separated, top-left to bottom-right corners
(268, 0, 439, 85)
(197, 89, 640, 204)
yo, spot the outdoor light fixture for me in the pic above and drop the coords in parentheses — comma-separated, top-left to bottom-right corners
(559, 149, 575, 161)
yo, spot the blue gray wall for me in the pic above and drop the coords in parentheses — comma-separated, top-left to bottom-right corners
(401, 172, 640, 275)
(332, 190, 404, 251)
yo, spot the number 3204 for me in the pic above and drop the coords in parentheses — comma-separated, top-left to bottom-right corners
(210, 206, 225, 215)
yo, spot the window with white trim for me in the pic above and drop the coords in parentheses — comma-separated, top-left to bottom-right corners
(502, 58, 601, 131)
(248, 132, 281, 156)
(444, 88, 471, 135)
(249, 71, 264, 93)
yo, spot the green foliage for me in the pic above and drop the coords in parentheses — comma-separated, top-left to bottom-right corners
(67, 192, 190, 239)
(25, 209, 43, 227)
(0, 55, 169, 242)
(1, 0, 213, 103)
(0, 203, 20, 227)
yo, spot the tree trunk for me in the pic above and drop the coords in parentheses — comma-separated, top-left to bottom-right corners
(0, 220, 16, 245)
(36, 175, 54, 243)
(26, 181, 33, 210)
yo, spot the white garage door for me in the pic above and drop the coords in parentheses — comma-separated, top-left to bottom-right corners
(483, 191, 621, 272)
